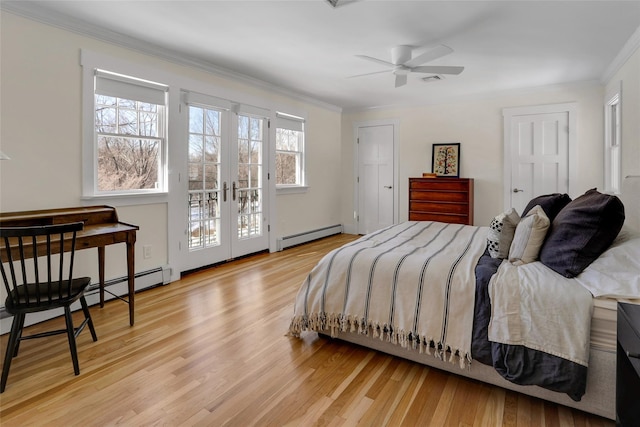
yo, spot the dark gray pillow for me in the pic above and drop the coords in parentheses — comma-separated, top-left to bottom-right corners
(522, 193, 572, 222)
(539, 189, 625, 278)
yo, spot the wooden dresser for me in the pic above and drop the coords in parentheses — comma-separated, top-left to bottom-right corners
(408, 177, 474, 225)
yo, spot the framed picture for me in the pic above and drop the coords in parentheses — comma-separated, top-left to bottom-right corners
(432, 143, 460, 177)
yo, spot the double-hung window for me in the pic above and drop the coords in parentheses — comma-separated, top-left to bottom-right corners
(275, 112, 306, 189)
(92, 70, 168, 195)
(604, 84, 621, 194)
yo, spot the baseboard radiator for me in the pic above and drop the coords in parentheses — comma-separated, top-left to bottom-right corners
(0, 265, 172, 335)
(276, 224, 343, 251)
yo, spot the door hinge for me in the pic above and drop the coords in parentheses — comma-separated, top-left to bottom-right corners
(268, 120, 271, 129)
(268, 225, 270, 232)
(267, 172, 270, 180)
(357, 176, 359, 183)
(357, 138, 359, 144)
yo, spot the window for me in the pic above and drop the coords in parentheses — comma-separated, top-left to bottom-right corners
(275, 112, 305, 188)
(604, 84, 621, 194)
(92, 70, 168, 195)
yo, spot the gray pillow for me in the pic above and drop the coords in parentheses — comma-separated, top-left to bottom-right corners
(487, 208, 520, 259)
(509, 205, 550, 265)
(539, 189, 625, 277)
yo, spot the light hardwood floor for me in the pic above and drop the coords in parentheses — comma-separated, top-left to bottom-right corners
(0, 234, 614, 426)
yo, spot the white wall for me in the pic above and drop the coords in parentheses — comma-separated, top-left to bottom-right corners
(341, 82, 606, 230)
(1, 11, 638, 285)
(0, 12, 342, 283)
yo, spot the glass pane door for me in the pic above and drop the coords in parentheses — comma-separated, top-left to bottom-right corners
(188, 105, 222, 251)
(182, 104, 269, 271)
(232, 114, 268, 257)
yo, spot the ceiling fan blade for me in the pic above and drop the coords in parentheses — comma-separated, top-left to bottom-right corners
(355, 55, 395, 68)
(395, 74, 407, 88)
(347, 69, 391, 79)
(404, 45, 453, 67)
(411, 65, 465, 75)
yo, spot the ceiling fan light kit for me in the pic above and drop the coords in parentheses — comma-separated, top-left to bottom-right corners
(351, 44, 464, 88)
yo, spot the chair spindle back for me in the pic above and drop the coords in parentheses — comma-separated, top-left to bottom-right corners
(0, 222, 84, 308)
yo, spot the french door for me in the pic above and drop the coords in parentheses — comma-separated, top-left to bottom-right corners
(183, 98, 268, 272)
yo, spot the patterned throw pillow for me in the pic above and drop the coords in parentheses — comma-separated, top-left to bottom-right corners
(509, 205, 550, 266)
(487, 208, 520, 259)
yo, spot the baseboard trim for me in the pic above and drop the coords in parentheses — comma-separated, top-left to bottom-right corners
(276, 224, 342, 251)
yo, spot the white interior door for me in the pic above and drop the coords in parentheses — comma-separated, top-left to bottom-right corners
(504, 104, 575, 214)
(182, 102, 268, 272)
(357, 124, 395, 234)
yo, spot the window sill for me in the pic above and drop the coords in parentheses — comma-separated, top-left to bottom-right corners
(276, 186, 309, 195)
(81, 192, 169, 207)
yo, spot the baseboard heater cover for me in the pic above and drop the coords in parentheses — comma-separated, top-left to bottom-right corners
(0, 265, 170, 334)
(276, 224, 343, 251)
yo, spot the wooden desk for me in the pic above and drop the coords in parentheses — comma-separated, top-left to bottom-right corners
(0, 206, 139, 326)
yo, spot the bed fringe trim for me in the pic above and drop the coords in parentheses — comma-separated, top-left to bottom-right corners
(288, 313, 472, 369)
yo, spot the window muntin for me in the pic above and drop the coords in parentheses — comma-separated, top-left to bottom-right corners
(93, 70, 167, 194)
(275, 113, 305, 187)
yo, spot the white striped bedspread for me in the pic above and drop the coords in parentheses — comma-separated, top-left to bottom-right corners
(289, 221, 489, 368)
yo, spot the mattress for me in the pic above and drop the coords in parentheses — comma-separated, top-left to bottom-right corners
(591, 298, 617, 351)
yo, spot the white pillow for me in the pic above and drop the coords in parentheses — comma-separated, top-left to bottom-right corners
(509, 205, 550, 266)
(487, 208, 520, 259)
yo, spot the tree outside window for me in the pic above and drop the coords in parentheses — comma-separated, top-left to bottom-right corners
(93, 70, 167, 194)
(275, 113, 305, 187)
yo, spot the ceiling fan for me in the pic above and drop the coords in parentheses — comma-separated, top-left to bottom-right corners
(350, 45, 464, 88)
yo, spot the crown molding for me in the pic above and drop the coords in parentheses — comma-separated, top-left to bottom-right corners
(601, 24, 640, 84)
(1, 2, 342, 113)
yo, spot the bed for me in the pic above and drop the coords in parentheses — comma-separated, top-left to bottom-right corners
(289, 177, 640, 420)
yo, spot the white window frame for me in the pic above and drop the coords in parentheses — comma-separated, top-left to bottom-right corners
(604, 82, 622, 194)
(275, 112, 307, 194)
(81, 50, 169, 204)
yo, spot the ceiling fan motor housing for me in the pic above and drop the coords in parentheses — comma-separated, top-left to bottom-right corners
(391, 45, 412, 65)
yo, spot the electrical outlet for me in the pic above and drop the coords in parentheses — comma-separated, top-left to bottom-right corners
(143, 245, 152, 259)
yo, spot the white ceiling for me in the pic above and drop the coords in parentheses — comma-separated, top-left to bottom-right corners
(4, 1, 640, 111)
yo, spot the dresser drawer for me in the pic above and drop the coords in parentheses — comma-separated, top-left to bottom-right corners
(408, 212, 469, 224)
(409, 201, 470, 214)
(617, 302, 640, 425)
(409, 190, 469, 203)
(409, 180, 470, 191)
(618, 304, 640, 376)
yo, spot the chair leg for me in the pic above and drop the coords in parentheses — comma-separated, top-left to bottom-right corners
(12, 314, 26, 357)
(80, 296, 98, 342)
(1, 313, 25, 393)
(64, 307, 80, 376)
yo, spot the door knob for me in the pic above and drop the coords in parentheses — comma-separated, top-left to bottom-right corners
(513, 188, 524, 193)
(384, 186, 393, 189)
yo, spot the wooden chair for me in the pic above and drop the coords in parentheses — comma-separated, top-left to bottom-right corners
(0, 222, 98, 393)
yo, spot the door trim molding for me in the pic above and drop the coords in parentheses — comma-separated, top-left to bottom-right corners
(351, 119, 399, 235)
(502, 102, 577, 211)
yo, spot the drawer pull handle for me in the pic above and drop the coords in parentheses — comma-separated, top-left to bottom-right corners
(627, 351, 640, 359)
